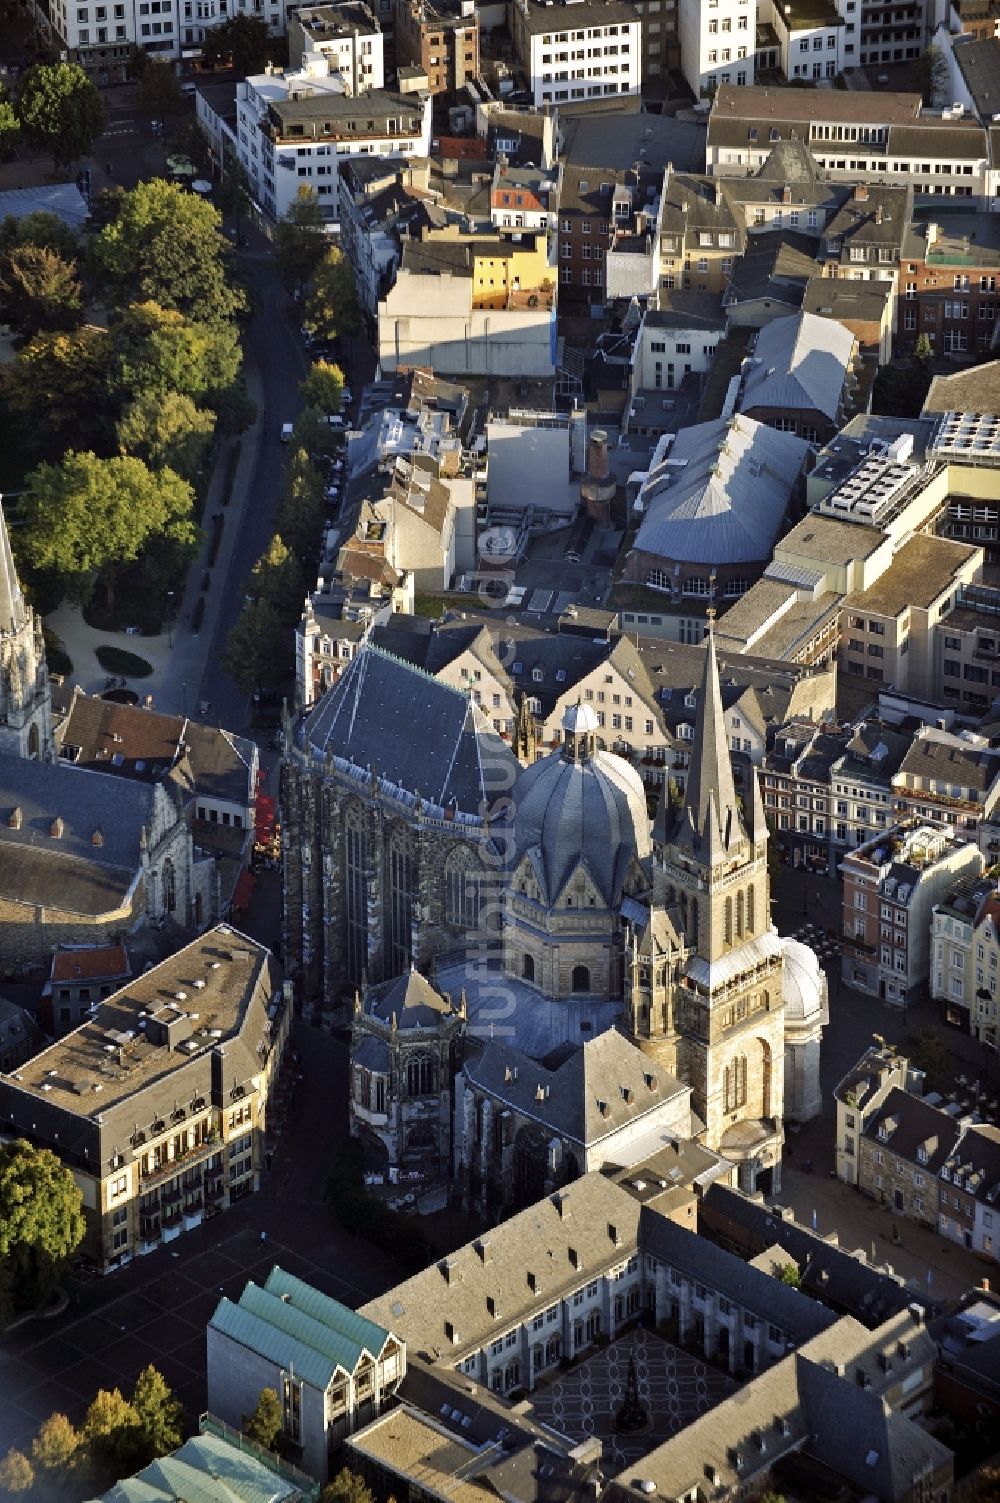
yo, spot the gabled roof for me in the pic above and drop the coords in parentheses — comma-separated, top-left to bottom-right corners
(863, 1087, 963, 1171)
(740, 311, 855, 422)
(463, 1030, 687, 1146)
(303, 645, 518, 812)
(95, 1431, 303, 1503)
(210, 1265, 394, 1393)
(366, 968, 460, 1028)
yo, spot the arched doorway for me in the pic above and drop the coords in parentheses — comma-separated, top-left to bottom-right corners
(571, 964, 590, 993)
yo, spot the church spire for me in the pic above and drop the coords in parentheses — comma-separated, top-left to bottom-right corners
(0, 498, 26, 637)
(683, 612, 739, 850)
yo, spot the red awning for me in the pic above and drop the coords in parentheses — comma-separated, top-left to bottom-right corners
(233, 869, 256, 911)
(255, 794, 276, 839)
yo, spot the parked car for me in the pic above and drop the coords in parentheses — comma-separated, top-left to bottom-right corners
(280, 422, 294, 442)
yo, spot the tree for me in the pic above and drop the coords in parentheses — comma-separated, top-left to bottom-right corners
(2, 326, 112, 445)
(92, 180, 246, 326)
(16, 62, 106, 170)
(217, 159, 253, 238)
(0, 1449, 34, 1494)
(921, 43, 949, 107)
(293, 404, 345, 462)
(83, 1387, 142, 1483)
(31, 1413, 82, 1477)
(914, 333, 933, 363)
(201, 15, 274, 77)
(0, 1141, 84, 1325)
(137, 59, 184, 122)
(320, 1468, 377, 1503)
(0, 85, 20, 159)
(19, 451, 197, 609)
(130, 1366, 185, 1465)
(242, 1387, 284, 1451)
(251, 534, 305, 625)
(276, 445, 325, 562)
(108, 300, 242, 405)
(778, 1263, 802, 1288)
(223, 600, 291, 693)
(0, 244, 83, 338)
(304, 245, 360, 343)
(274, 187, 327, 292)
(300, 358, 345, 415)
(118, 390, 215, 479)
(0, 210, 80, 264)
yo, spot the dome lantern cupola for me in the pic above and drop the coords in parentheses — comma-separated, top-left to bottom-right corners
(562, 699, 599, 763)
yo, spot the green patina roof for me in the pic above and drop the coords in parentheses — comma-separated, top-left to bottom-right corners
(208, 1266, 394, 1395)
(92, 1433, 301, 1503)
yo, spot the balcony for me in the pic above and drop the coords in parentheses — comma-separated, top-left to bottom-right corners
(139, 1135, 220, 1189)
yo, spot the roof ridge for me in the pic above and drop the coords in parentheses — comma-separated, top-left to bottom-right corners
(365, 642, 472, 704)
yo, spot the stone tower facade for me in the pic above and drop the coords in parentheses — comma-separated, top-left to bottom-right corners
(0, 500, 52, 762)
(624, 623, 785, 1193)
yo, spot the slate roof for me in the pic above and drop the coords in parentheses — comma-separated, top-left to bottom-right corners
(366, 969, 460, 1028)
(462, 1031, 687, 1148)
(303, 645, 518, 812)
(508, 737, 651, 906)
(642, 290, 726, 333)
(210, 1265, 394, 1391)
(360, 1173, 644, 1362)
(863, 1086, 963, 1172)
(0, 755, 155, 915)
(725, 231, 817, 306)
(740, 312, 855, 422)
(631, 415, 809, 566)
(802, 275, 892, 328)
(896, 728, 1000, 796)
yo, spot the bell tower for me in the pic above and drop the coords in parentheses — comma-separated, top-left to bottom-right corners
(648, 615, 785, 1192)
(0, 499, 52, 762)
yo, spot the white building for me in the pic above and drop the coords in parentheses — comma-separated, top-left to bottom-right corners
(234, 55, 431, 224)
(288, 1, 385, 92)
(510, 0, 642, 108)
(677, 0, 755, 98)
(35, 0, 290, 74)
(761, 0, 846, 81)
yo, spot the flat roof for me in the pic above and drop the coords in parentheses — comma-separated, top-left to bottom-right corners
(516, 0, 640, 34)
(710, 82, 922, 125)
(845, 533, 981, 617)
(13, 927, 273, 1118)
(779, 513, 888, 565)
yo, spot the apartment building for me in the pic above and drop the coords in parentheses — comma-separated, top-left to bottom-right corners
(557, 165, 649, 310)
(706, 86, 990, 200)
(894, 725, 1000, 848)
(337, 159, 436, 321)
(759, 0, 846, 80)
(510, 0, 642, 108)
(898, 213, 1000, 360)
(209, 1268, 404, 1481)
(834, 1043, 919, 1185)
(232, 57, 432, 224)
(678, 0, 755, 96)
(0, 927, 290, 1272)
(288, 2, 385, 92)
(31, 0, 288, 78)
(943, 1127, 1000, 1256)
(859, 1086, 964, 1226)
(491, 161, 559, 233)
(931, 877, 1000, 1037)
(840, 819, 985, 1005)
(393, 0, 479, 94)
(627, 294, 726, 408)
(631, 0, 681, 77)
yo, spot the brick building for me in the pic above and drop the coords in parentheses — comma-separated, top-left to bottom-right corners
(898, 213, 1000, 360)
(392, 0, 479, 94)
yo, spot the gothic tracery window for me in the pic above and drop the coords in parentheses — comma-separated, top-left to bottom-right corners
(724, 1054, 748, 1113)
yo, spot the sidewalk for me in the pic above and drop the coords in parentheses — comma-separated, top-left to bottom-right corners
(775, 1161, 989, 1306)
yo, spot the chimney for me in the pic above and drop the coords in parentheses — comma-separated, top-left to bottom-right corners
(50, 816, 64, 839)
(92, 827, 104, 847)
(553, 1191, 570, 1219)
(474, 1236, 491, 1263)
(7, 806, 21, 829)
(854, 182, 869, 203)
(782, 185, 792, 204)
(439, 1257, 460, 1284)
(527, 1270, 540, 1294)
(569, 1246, 581, 1269)
(608, 1222, 622, 1247)
(876, 205, 883, 225)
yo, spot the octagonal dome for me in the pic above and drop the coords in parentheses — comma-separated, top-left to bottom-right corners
(508, 738, 651, 908)
(782, 938, 825, 1023)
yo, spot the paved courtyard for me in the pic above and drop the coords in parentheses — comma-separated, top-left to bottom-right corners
(529, 1328, 737, 1469)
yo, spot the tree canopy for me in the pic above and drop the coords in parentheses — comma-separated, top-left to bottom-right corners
(201, 15, 275, 76)
(16, 63, 106, 169)
(91, 180, 246, 326)
(223, 599, 290, 694)
(31, 1411, 82, 1478)
(108, 301, 242, 404)
(304, 245, 360, 343)
(321, 1467, 377, 1503)
(242, 1387, 284, 1451)
(137, 60, 185, 122)
(0, 244, 83, 339)
(117, 390, 216, 480)
(274, 187, 327, 292)
(276, 443, 326, 562)
(83, 1387, 141, 1482)
(131, 1365, 185, 1465)
(0, 86, 21, 159)
(0, 1140, 84, 1326)
(250, 534, 305, 625)
(300, 359, 345, 415)
(1, 327, 113, 446)
(19, 451, 197, 607)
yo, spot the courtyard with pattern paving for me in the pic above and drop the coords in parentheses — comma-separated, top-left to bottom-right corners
(528, 1327, 739, 1469)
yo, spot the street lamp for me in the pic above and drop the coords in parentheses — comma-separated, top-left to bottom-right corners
(182, 680, 188, 717)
